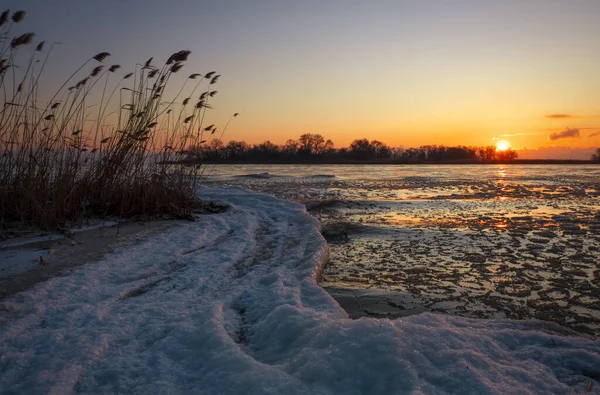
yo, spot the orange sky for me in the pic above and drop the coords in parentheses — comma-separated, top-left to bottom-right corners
(7, 0, 600, 159)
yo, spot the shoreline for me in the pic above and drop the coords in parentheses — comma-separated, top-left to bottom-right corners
(1, 186, 599, 394)
(194, 159, 599, 165)
(322, 285, 428, 319)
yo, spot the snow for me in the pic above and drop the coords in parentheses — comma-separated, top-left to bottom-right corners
(1, 187, 599, 394)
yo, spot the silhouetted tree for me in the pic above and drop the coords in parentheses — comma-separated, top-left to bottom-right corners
(347, 139, 391, 160)
(207, 139, 225, 159)
(592, 148, 600, 163)
(371, 140, 391, 159)
(282, 139, 299, 156)
(298, 133, 333, 156)
(349, 139, 375, 160)
(250, 141, 280, 160)
(225, 140, 250, 160)
(478, 146, 497, 162)
(185, 133, 519, 164)
(496, 148, 518, 161)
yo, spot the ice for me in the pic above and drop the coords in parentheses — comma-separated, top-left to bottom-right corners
(0, 221, 118, 249)
(0, 249, 49, 278)
(0, 187, 599, 394)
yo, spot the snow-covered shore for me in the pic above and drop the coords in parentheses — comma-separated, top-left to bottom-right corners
(1, 187, 599, 394)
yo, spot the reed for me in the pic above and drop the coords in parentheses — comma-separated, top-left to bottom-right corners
(0, 9, 233, 233)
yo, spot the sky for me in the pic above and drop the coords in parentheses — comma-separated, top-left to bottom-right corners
(5, 0, 600, 158)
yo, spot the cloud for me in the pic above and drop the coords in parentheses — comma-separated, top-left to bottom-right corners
(589, 131, 600, 137)
(503, 132, 544, 137)
(549, 128, 580, 140)
(545, 114, 574, 119)
(492, 132, 544, 141)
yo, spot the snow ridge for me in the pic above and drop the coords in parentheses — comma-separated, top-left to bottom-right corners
(0, 187, 599, 394)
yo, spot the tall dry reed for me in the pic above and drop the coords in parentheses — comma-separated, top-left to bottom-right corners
(0, 10, 235, 232)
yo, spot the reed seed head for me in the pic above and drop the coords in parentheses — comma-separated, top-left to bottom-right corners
(123, 72, 133, 79)
(93, 52, 111, 62)
(10, 32, 35, 48)
(183, 98, 190, 105)
(75, 77, 88, 89)
(0, 10, 9, 26)
(166, 50, 191, 65)
(210, 75, 220, 84)
(144, 57, 153, 68)
(188, 73, 201, 79)
(148, 69, 158, 78)
(204, 71, 216, 79)
(36, 41, 45, 52)
(170, 62, 184, 73)
(109, 65, 121, 72)
(90, 65, 104, 77)
(11, 10, 25, 23)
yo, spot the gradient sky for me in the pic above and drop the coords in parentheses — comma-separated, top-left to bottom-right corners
(6, 0, 600, 157)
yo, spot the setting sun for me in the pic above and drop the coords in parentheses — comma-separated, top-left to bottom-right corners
(496, 140, 511, 152)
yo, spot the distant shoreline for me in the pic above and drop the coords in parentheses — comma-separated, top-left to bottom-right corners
(193, 159, 598, 165)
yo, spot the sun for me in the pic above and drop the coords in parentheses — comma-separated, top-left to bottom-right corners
(496, 140, 510, 152)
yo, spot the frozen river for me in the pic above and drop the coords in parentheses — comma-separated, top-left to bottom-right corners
(205, 164, 600, 335)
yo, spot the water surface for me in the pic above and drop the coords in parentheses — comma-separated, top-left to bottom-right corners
(205, 164, 600, 335)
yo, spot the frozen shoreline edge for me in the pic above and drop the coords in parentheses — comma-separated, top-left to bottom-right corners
(0, 186, 599, 394)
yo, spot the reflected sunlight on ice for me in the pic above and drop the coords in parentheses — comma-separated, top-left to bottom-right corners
(206, 164, 600, 335)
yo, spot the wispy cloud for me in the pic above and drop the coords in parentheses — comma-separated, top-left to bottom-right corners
(503, 132, 544, 137)
(491, 132, 544, 141)
(544, 114, 600, 120)
(545, 114, 574, 119)
(590, 131, 600, 137)
(541, 127, 597, 131)
(549, 128, 580, 140)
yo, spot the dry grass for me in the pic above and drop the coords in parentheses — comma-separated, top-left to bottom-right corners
(0, 10, 234, 233)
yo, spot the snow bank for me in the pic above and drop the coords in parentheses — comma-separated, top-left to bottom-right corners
(0, 187, 599, 394)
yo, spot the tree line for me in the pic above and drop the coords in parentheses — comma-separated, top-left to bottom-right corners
(188, 133, 519, 163)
